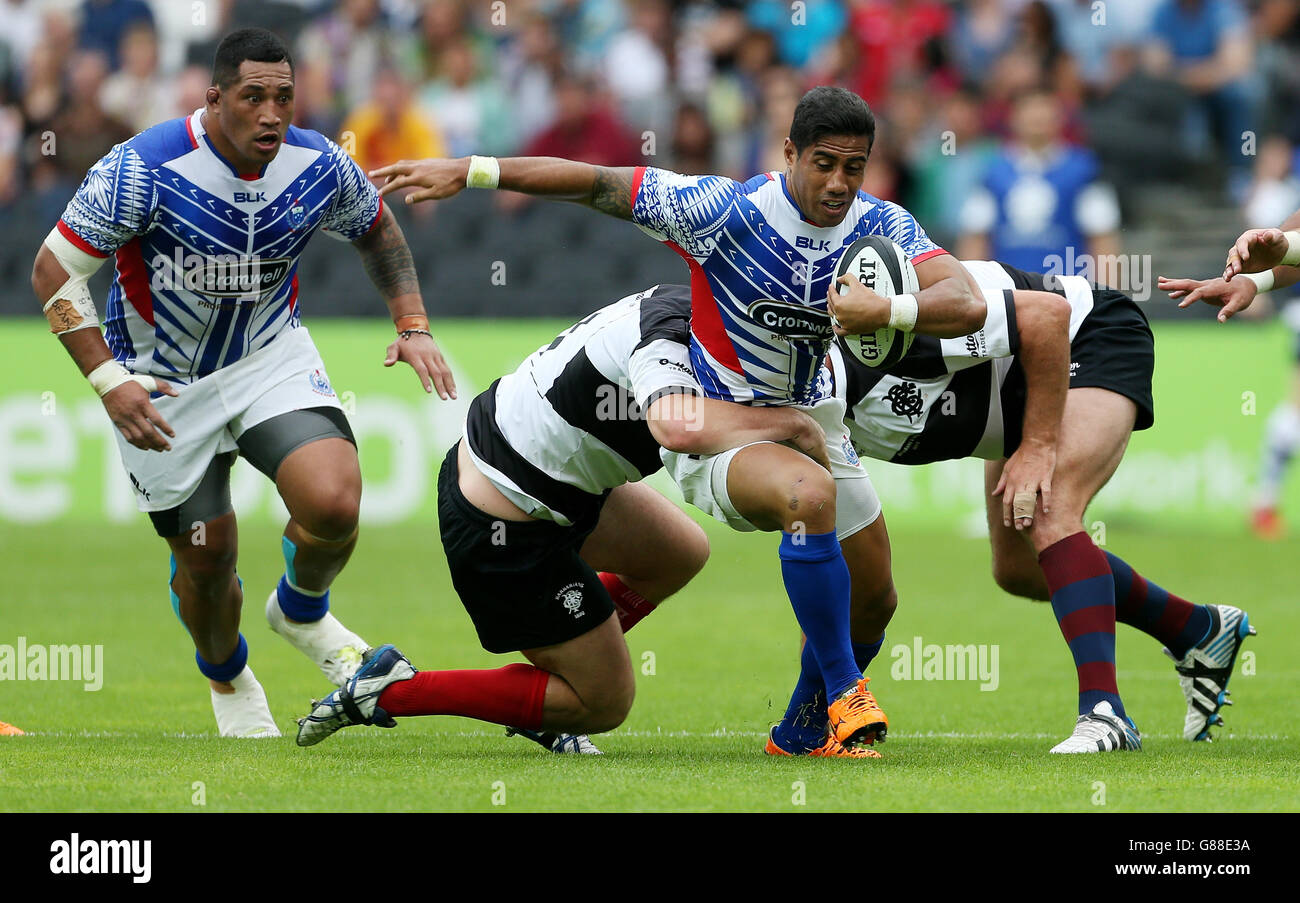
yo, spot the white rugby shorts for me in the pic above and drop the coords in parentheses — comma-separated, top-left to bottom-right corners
(661, 395, 883, 540)
(113, 326, 343, 512)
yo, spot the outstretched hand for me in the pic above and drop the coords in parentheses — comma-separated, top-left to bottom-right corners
(1158, 274, 1257, 322)
(384, 332, 457, 399)
(369, 159, 467, 204)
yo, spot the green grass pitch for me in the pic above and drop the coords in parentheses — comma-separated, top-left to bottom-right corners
(1, 318, 1298, 812)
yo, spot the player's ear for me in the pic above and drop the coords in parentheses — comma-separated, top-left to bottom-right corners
(783, 138, 796, 170)
(206, 85, 220, 109)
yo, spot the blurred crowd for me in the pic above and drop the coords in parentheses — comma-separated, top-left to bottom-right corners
(5, 0, 1300, 252)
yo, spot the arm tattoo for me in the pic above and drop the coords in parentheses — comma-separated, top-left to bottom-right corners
(589, 167, 635, 220)
(355, 207, 421, 301)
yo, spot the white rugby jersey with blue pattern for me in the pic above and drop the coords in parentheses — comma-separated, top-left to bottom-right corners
(56, 108, 383, 383)
(630, 166, 947, 405)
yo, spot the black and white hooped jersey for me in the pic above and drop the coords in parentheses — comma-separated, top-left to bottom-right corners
(464, 284, 700, 525)
(832, 260, 1096, 464)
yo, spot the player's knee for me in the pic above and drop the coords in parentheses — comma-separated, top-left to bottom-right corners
(679, 524, 710, 579)
(781, 466, 836, 533)
(585, 678, 635, 733)
(176, 544, 238, 589)
(299, 483, 361, 541)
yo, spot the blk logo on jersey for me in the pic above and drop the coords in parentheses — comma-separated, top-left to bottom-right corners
(795, 236, 833, 252)
(748, 299, 833, 341)
(233, 191, 266, 203)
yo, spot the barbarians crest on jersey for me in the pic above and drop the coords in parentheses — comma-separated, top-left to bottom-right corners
(309, 369, 334, 396)
(287, 199, 307, 230)
(556, 582, 585, 618)
(885, 380, 924, 422)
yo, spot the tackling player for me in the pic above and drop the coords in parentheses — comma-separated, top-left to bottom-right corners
(30, 29, 455, 737)
(296, 285, 846, 750)
(370, 87, 1039, 756)
(837, 261, 1256, 750)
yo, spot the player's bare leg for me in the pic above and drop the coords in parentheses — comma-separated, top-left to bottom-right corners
(276, 437, 362, 593)
(840, 515, 897, 645)
(578, 481, 710, 630)
(521, 613, 636, 732)
(167, 511, 278, 737)
(989, 387, 1249, 743)
(266, 437, 370, 684)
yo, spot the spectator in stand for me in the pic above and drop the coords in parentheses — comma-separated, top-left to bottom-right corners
(0, 0, 45, 79)
(747, 0, 845, 70)
(521, 69, 641, 166)
(298, 0, 397, 117)
(172, 63, 210, 118)
(958, 86, 1120, 274)
(1143, 0, 1258, 197)
(909, 85, 999, 247)
(99, 21, 172, 135)
(340, 65, 445, 178)
(669, 101, 716, 175)
(419, 37, 514, 157)
(845, 0, 952, 108)
(498, 13, 562, 149)
(746, 64, 801, 175)
(77, 0, 152, 70)
(950, 0, 1015, 86)
(602, 0, 673, 136)
(1049, 0, 1160, 97)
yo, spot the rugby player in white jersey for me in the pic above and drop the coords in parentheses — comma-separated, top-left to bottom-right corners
(297, 284, 847, 752)
(30, 28, 454, 737)
(372, 87, 1044, 755)
(837, 261, 1255, 750)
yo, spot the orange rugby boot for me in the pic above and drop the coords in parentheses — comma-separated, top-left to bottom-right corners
(826, 677, 888, 746)
(765, 728, 882, 759)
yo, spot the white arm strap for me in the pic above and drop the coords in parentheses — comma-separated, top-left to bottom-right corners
(41, 226, 108, 335)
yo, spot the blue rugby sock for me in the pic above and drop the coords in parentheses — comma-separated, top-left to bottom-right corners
(778, 531, 859, 701)
(276, 575, 329, 623)
(196, 633, 248, 683)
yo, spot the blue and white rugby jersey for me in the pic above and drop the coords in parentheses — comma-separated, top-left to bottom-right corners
(630, 167, 947, 405)
(56, 109, 383, 383)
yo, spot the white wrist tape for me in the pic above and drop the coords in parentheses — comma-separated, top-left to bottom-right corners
(466, 155, 500, 190)
(87, 359, 159, 398)
(888, 293, 919, 332)
(1282, 230, 1300, 267)
(1244, 270, 1275, 293)
(42, 227, 108, 334)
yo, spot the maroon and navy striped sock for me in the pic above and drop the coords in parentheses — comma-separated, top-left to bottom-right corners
(1105, 552, 1212, 660)
(1038, 532, 1125, 718)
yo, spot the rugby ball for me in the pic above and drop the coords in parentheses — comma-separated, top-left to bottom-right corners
(833, 235, 919, 368)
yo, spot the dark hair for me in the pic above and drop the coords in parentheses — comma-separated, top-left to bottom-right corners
(788, 86, 875, 154)
(212, 27, 293, 89)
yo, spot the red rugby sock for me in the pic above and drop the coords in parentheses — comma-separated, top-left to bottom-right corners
(377, 663, 549, 730)
(600, 572, 658, 632)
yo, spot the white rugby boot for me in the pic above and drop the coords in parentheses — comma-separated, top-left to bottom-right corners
(266, 588, 370, 686)
(1168, 604, 1256, 741)
(1049, 700, 1141, 753)
(211, 666, 281, 738)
